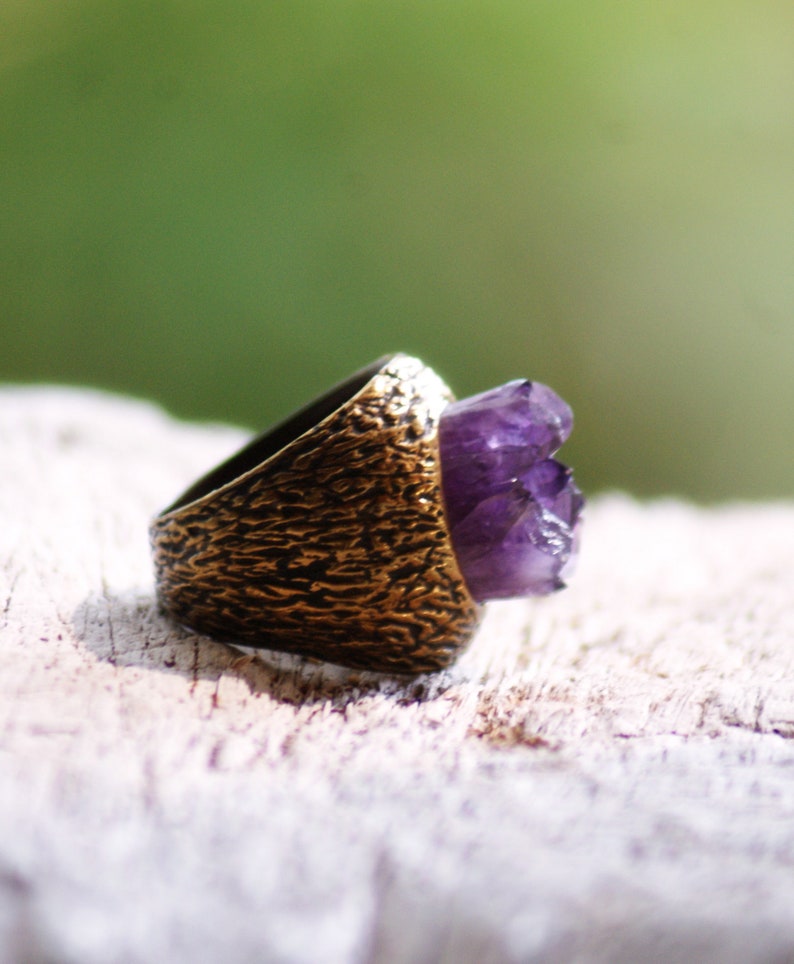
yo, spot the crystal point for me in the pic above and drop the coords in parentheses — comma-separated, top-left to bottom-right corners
(439, 380, 582, 603)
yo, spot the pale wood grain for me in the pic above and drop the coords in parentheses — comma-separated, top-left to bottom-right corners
(2, 386, 793, 963)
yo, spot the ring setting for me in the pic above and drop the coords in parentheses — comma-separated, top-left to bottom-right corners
(150, 354, 581, 674)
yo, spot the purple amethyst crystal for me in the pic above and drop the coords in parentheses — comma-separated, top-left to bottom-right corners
(439, 380, 583, 602)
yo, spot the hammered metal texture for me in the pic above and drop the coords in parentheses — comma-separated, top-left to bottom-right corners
(150, 355, 481, 673)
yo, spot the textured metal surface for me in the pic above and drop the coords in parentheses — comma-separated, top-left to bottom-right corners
(150, 354, 481, 673)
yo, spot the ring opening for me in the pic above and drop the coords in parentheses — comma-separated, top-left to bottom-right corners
(162, 357, 390, 513)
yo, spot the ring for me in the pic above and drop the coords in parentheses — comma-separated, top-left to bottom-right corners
(150, 353, 581, 674)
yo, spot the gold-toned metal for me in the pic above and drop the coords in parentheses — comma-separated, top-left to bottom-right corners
(150, 354, 481, 673)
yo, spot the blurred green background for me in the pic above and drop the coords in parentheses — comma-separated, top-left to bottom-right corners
(2, 1, 793, 499)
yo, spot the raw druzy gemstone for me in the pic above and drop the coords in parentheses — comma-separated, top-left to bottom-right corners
(439, 380, 583, 602)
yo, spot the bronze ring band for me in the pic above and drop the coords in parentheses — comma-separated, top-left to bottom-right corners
(150, 354, 481, 674)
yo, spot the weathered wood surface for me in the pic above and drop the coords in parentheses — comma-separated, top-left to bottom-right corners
(1, 385, 794, 963)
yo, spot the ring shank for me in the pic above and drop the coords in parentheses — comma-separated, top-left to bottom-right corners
(151, 354, 480, 674)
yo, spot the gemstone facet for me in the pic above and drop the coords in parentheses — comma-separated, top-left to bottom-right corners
(439, 380, 583, 602)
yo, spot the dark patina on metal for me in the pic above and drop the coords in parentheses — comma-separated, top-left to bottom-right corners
(150, 354, 481, 674)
